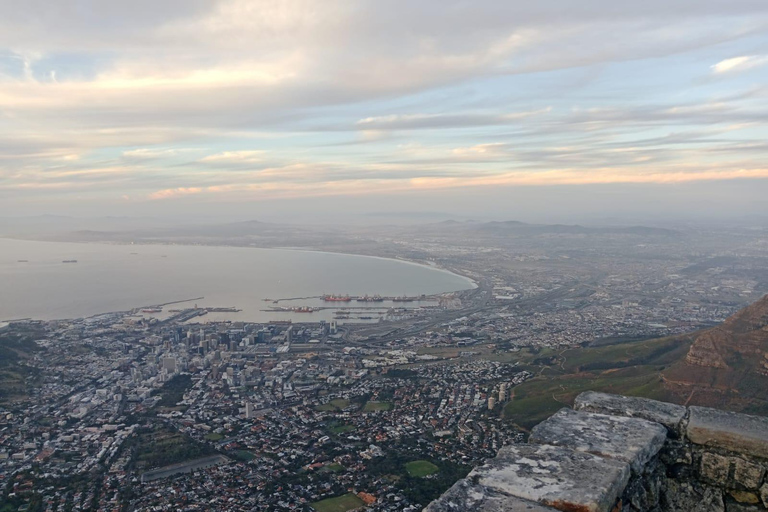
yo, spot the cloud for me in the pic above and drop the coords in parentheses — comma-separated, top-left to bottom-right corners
(199, 150, 266, 164)
(2, 1, 768, 214)
(148, 187, 203, 200)
(711, 55, 768, 74)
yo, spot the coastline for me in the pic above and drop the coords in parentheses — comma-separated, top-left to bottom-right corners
(0, 237, 476, 323)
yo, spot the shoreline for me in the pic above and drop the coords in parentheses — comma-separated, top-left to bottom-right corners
(0, 237, 476, 323)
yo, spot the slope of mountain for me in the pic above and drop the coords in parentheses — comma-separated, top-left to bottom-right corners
(662, 294, 768, 413)
(503, 295, 768, 429)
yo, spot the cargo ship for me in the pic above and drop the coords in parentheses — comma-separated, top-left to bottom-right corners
(322, 295, 352, 302)
(62, 260, 78, 263)
(356, 295, 384, 302)
(142, 308, 162, 313)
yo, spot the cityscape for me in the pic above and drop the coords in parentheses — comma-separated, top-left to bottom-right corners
(2, 1, 768, 511)
(2, 220, 767, 511)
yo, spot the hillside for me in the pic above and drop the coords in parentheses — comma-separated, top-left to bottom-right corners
(662, 294, 768, 413)
(504, 294, 768, 429)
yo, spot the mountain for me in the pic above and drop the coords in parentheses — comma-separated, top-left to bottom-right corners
(662, 294, 768, 413)
(425, 219, 678, 236)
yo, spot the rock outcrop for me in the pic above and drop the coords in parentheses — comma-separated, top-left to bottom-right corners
(663, 294, 768, 410)
(425, 392, 768, 512)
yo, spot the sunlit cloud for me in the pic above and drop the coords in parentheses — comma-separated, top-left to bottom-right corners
(148, 187, 204, 200)
(0, 1, 767, 214)
(711, 55, 768, 74)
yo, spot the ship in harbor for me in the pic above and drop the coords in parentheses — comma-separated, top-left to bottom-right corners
(356, 295, 384, 302)
(322, 294, 352, 302)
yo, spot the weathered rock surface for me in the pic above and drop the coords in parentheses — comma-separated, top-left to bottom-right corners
(424, 478, 557, 512)
(530, 407, 667, 473)
(574, 391, 687, 434)
(688, 406, 768, 459)
(426, 393, 768, 512)
(468, 444, 630, 512)
(660, 478, 725, 512)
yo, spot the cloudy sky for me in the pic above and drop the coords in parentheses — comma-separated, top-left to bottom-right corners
(1, 0, 768, 223)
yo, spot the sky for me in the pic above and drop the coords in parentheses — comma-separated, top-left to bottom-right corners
(1, 0, 768, 224)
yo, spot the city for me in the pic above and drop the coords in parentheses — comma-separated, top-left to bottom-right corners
(2, 221, 767, 511)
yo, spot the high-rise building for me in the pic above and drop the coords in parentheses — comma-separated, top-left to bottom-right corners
(162, 357, 177, 373)
(488, 396, 496, 410)
(499, 382, 507, 402)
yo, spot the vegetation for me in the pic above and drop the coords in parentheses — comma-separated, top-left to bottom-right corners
(129, 424, 216, 470)
(155, 374, 193, 408)
(503, 336, 691, 429)
(310, 493, 364, 512)
(362, 401, 392, 412)
(369, 451, 470, 506)
(316, 398, 351, 411)
(328, 423, 355, 435)
(231, 450, 256, 461)
(0, 332, 45, 404)
(406, 460, 440, 477)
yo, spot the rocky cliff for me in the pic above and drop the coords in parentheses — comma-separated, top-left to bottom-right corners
(663, 294, 768, 413)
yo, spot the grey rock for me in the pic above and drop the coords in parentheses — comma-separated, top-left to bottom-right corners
(759, 483, 768, 508)
(529, 408, 667, 473)
(661, 478, 725, 512)
(659, 439, 692, 466)
(723, 497, 764, 512)
(574, 391, 687, 434)
(468, 443, 630, 512)
(423, 478, 557, 512)
(687, 407, 768, 459)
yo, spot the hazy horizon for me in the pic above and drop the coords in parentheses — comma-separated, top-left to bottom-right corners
(1, 1, 767, 222)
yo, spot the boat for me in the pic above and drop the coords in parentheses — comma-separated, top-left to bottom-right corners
(356, 295, 384, 302)
(62, 260, 78, 263)
(17, 260, 28, 263)
(142, 308, 162, 313)
(322, 294, 352, 302)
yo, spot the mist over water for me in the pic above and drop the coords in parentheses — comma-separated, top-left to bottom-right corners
(0, 238, 474, 322)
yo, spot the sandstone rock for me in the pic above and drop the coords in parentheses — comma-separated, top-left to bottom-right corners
(700, 452, 732, 485)
(687, 407, 768, 459)
(573, 391, 687, 434)
(530, 408, 667, 473)
(467, 444, 630, 512)
(732, 458, 765, 490)
(686, 330, 730, 369)
(724, 498, 764, 512)
(424, 478, 557, 512)
(728, 490, 760, 504)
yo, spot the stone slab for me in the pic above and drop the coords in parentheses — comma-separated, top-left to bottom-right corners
(529, 408, 667, 473)
(574, 391, 687, 433)
(424, 478, 557, 512)
(468, 444, 631, 512)
(687, 406, 768, 459)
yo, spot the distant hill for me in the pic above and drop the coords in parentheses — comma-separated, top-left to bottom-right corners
(426, 220, 677, 236)
(662, 294, 768, 413)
